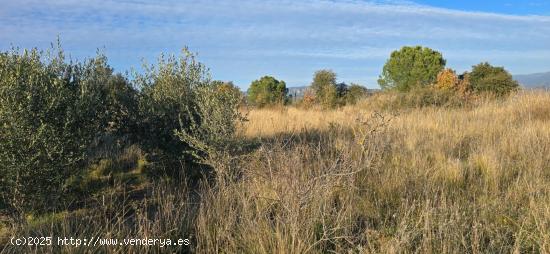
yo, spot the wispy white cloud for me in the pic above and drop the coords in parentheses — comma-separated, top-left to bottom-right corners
(1, 0, 549, 87)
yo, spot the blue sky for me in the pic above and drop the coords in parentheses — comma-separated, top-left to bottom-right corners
(1, 0, 550, 89)
(412, 1, 550, 15)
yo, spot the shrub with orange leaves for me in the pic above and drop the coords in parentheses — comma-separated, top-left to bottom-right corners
(434, 68, 458, 90)
(457, 73, 472, 98)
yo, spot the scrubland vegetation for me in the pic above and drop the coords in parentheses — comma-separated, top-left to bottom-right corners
(1, 44, 549, 253)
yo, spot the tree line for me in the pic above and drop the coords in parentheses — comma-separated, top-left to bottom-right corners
(246, 45, 519, 108)
(247, 71, 369, 109)
(378, 46, 518, 96)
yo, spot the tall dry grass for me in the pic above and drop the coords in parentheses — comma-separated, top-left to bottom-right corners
(2, 91, 549, 253)
(235, 90, 550, 253)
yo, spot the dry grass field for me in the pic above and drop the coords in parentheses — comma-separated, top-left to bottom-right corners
(2, 91, 549, 253)
(234, 90, 550, 253)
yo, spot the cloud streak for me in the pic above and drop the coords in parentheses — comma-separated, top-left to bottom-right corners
(1, 0, 549, 88)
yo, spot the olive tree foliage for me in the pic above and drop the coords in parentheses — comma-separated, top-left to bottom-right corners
(133, 51, 204, 160)
(134, 49, 244, 167)
(177, 79, 246, 165)
(0, 47, 122, 216)
(378, 46, 446, 92)
(311, 69, 338, 108)
(0, 45, 242, 218)
(247, 76, 287, 107)
(79, 55, 138, 148)
(469, 62, 519, 96)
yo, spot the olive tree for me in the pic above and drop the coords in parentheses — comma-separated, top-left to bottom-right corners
(0, 47, 116, 217)
(134, 49, 244, 172)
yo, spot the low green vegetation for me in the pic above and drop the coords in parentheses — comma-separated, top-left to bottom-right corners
(0, 45, 243, 222)
(0, 48, 122, 216)
(247, 76, 287, 107)
(342, 83, 369, 105)
(372, 46, 519, 109)
(469, 62, 519, 96)
(310, 69, 339, 108)
(304, 70, 369, 109)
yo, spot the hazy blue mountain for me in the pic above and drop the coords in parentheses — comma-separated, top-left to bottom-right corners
(514, 72, 550, 88)
(287, 86, 309, 99)
(286, 85, 380, 100)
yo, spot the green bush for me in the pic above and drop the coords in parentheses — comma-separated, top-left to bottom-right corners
(177, 75, 246, 169)
(311, 70, 338, 109)
(309, 72, 368, 108)
(405, 87, 466, 107)
(0, 45, 243, 219)
(133, 51, 205, 164)
(247, 76, 287, 107)
(342, 83, 368, 105)
(364, 87, 467, 111)
(469, 62, 519, 96)
(0, 47, 111, 217)
(134, 49, 244, 174)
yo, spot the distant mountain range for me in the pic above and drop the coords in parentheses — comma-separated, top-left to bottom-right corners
(287, 85, 380, 99)
(514, 72, 550, 89)
(287, 86, 309, 99)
